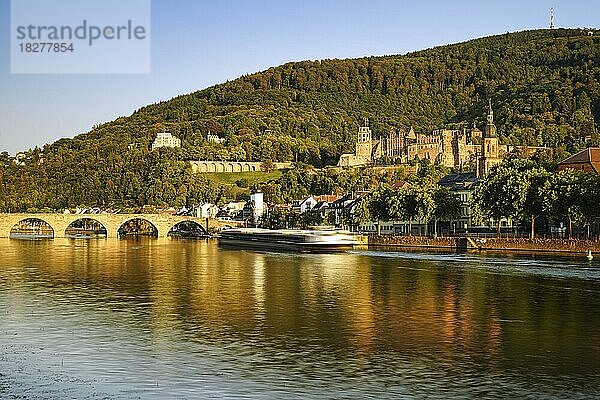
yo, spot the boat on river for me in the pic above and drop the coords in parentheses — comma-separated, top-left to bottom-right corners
(217, 228, 357, 252)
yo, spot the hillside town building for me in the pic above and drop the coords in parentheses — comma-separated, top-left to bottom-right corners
(151, 132, 181, 150)
(437, 172, 479, 231)
(207, 132, 226, 144)
(557, 147, 600, 173)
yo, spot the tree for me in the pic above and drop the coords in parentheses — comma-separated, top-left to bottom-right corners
(578, 173, 600, 239)
(432, 186, 462, 237)
(298, 212, 323, 229)
(324, 211, 337, 226)
(394, 186, 420, 235)
(216, 149, 230, 161)
(367, 184, 394, 235)
(473, 159, 534, 236)
(260, 160, 276, 173)
(544, 170, 583, 239)
(416, 186, 435, 236)
(349, 197, 371, 230)
(522, 168, 551, 239)
(262, 207, 289, 229)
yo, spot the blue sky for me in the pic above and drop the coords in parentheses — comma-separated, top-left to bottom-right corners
(0, 0, 598, 154)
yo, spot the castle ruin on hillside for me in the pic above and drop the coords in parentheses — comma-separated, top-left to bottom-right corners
(338, 102, 505, 177)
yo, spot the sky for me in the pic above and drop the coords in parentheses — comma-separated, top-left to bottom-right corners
(0, 0, 598, 154)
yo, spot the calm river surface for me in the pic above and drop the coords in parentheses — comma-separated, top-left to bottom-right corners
(1, 238, 599, 399)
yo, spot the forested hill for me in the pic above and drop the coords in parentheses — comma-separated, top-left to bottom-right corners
(86, 28, 599, 163)
(2, 28, 600, 211)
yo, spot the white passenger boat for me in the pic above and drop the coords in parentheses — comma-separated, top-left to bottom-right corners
(217, 228, 357, 252)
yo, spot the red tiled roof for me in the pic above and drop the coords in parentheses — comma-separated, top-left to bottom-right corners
(391, 181, 409, 190)
(558, 148, 600, 173)
(314, 195, 338, 203)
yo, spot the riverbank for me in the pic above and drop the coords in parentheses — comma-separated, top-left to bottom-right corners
(365, 235, 600, 254)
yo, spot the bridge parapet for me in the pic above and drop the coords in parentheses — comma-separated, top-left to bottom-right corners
(0, 213, 224, 238)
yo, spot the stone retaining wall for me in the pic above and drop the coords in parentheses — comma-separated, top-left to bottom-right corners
(190, 161, 293, 173)
(368, 235, 458, 248)
(367, 235, 600, 254)
(472, 237, 600, 253)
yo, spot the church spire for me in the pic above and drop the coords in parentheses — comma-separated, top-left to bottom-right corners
(478, 100, 500, 177)
(487, 99, 494, 125)
(484, 99, 497, 138)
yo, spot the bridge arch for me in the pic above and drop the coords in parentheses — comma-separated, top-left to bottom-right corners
(0, 213, 221, 239)
(117, 217, 159, 238)
(10, 217, 54, 239)
(65, 217, 108, 238)
(167, 220, 208, 238)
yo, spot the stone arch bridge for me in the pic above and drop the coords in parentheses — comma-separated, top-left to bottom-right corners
(0, 213, 225, 238)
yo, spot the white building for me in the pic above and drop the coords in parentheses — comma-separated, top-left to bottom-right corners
(250, 191, 264, 218)
(152, 132, 181, 150)
(218, 201, 246, 220)
(292, 196, 317, 214)
(207, 132, 226, 144)
(195, 203, 219, 219)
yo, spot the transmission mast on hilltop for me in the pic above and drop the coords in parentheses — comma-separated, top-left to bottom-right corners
(550, 7, 555, 29)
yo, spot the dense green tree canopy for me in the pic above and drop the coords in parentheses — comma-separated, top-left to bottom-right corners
(1, 29, 600, 211)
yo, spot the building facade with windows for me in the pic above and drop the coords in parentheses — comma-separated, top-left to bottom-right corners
(151, 132, 181, 150)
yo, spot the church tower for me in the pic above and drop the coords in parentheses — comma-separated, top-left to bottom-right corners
(477, 100, 501, 177)
(355, 118, 373, 159)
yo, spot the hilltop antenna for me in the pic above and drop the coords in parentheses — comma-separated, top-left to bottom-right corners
(550, 7, 555, 29)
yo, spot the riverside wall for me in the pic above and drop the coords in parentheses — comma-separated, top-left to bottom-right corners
(466, 237, 600, 253)
(367, 235, 461, 249)
(366, 235, 600, 254)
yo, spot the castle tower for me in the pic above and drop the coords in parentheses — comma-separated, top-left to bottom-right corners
(477, 100, 501, 177)
(355, 118, 373, 159)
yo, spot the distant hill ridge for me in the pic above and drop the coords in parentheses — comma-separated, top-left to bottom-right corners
(3, 28, 600, 211)
(69, 28, 600, 165)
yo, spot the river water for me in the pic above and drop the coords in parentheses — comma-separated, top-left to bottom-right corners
(0, 238, 599, 399)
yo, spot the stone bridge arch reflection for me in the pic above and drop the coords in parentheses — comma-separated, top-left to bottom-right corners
(118, 218, 159, 238)
(10, 218, 55, 239)
(65, 218, 108, 238)
(167, 220, 208, 238)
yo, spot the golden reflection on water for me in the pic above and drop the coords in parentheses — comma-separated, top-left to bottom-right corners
(1, 237, 600, 382)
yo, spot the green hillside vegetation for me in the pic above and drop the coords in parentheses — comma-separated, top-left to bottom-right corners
(1, 28, 599, 211)
(208, 170, 284, 201)
(211, 170, 283, 188)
